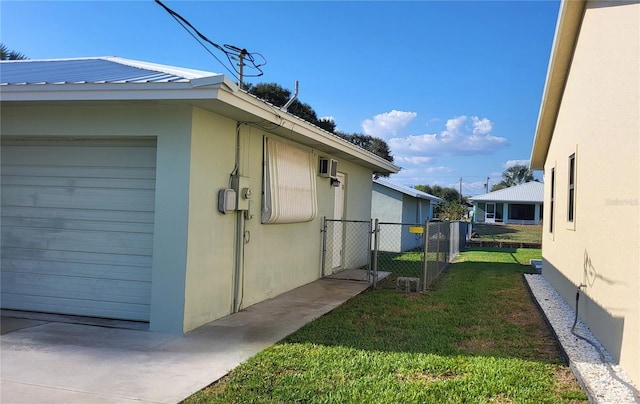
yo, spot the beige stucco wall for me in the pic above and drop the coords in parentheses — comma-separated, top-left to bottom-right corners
(541, 0, 639, 387)
(236, 126, 374, 310)
(182, 108, 237, 332)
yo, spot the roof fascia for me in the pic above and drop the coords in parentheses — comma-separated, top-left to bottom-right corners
(214, 87, 400, 174)
(530, 0, 587, 170)
(0, 75, 398, 174)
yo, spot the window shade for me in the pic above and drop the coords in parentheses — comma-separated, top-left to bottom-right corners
(262, 138, 318, 224)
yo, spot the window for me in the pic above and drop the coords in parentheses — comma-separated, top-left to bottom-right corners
(262, 137, 318, 224)
(568, 154, 575, 222)
(508, 204, 535, 221)
(549, 167, 555, 233)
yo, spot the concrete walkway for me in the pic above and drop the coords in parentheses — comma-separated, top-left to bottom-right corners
(0, 278, 370, 404)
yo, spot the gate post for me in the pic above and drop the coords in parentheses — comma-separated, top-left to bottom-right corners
(422, 220, 429, 291)
(372, 219, 380, 287)
(320, 217, 327, 277)
(436, 222, 442, 274)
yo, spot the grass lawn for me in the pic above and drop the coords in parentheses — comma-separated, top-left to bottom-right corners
(184, 247, 586, 403)
(472, 223, 543, 244)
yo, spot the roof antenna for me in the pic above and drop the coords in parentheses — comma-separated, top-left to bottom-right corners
(281, 81, 299, 112)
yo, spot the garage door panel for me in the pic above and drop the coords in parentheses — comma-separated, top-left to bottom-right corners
(4, 145, 157, 168)
(2, 258, 151, 282)
(2, 247, 153, 268)
(0, 138, 156, 322)
(2, 216, 154, 234)
(2, 273, 151, 302)
(3, 206, 154, 224)
(2, 186, 156, 212)
(3, 227, 153, 256)
(0, 294, 150, 322)
(1, 174, 156, 190)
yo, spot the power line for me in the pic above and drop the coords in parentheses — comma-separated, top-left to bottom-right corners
(154, 0, 266, 85)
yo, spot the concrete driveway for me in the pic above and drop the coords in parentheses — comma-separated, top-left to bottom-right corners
(0, 279, 370, 404)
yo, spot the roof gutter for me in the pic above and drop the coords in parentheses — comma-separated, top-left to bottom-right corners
(530, 0, 587, 170)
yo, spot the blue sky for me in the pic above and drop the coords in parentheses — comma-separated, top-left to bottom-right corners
(1, 1, 560, 195)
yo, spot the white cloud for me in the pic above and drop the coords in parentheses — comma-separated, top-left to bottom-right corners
(361, 110, 417, 139)
(472, 116, 493, 135)
(394, 156, 435, 166)
(388, 115, 508, 156)
(319, 116, 335, 122)
(503, 159, 530, 168)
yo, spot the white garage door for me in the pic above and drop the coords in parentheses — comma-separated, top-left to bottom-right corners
(1, 137, 156, 322)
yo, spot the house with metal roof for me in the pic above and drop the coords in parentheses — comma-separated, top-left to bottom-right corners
(469, 181, 543, 225)
(371, 178, 443, 252)
(0, 57, 399, 334)
(530, 0, 639, 390)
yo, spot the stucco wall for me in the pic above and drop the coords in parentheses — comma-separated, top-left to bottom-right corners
(0, 103, 194, 333)
(541, 0, 639, 387)
(228, 126, 375, 311)
(182, 108, 237, 332)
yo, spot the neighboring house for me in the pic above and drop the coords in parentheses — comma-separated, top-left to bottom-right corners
(0, 57, 399, 334)
(371, 178, 442, 252)
(470, 181, 543, 225)
(530, 0, 639, 390)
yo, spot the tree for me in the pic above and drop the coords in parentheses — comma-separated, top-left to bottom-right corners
(245, 82, 394, 171)
(414, 184, 469, 220)
(0, 43, 28, 60)
(438, 201, 467, 221)
(334, 132, 393, 163)
(245, 82, 336, 133)
(414, 184, 464, 203)
(491, 164, 534, 191)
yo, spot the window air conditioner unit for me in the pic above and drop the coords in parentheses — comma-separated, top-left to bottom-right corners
(318, 157, 338, 178)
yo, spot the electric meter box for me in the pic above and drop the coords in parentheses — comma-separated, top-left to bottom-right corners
(231, 175, 251, 211)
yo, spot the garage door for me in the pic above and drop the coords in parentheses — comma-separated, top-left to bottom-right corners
(1, 137, 156, 322)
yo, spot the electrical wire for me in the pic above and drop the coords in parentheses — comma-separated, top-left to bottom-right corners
(155, 0, 266, 81)
(572, 286, 606, 362)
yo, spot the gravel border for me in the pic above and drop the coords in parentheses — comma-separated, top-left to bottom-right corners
(524, 274, 639, 404)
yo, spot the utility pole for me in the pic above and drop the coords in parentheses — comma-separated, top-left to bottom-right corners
(486, 177, 490, 192)
(459, 177, 463, 202)
(237, 48, 247, 88)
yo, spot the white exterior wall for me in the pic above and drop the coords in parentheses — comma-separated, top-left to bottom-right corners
(541, 1, 639, 387)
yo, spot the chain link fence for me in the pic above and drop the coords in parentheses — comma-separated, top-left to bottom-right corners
(321, 217, 468, 291)
(321, 219, 373, 283)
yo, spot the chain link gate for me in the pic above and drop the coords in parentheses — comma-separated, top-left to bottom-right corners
(373, 220, 454, 291)
(321, 217, 466, 290)
(321, 218, 375, 284)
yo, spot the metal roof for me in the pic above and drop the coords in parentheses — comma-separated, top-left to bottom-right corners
(373, 178, 443, 202)
(469, 181, 544, 203)
(0, 56, 399, 175)
(0, 57, 220, 85)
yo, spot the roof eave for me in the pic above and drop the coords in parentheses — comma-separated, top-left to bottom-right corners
(530, 0, 586, 170)
(0, 76, 399, 174)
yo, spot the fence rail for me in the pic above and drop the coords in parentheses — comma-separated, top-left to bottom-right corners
(321, 217, 468, 291)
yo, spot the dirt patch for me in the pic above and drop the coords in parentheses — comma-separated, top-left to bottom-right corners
(397, 370, 465, 384)
(456, 336, 496, 352)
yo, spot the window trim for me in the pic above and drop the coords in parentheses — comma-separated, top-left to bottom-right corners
(549, 166, 555, 234)
(567, 152, 576, 227)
